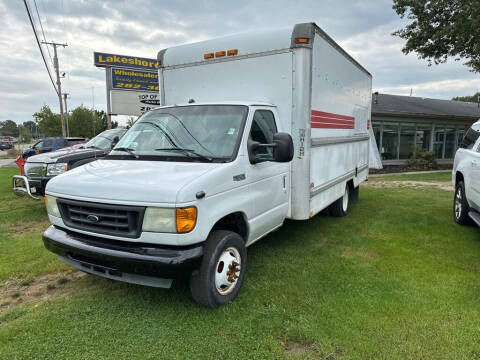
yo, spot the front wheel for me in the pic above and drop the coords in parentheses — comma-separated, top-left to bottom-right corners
(454, 181, 470, 225)
(190, 230, 247, 308)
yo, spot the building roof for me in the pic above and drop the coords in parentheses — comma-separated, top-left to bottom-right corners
(372, 93, 480, 120)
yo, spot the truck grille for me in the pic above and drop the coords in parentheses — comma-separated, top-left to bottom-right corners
(57, 198, 145, 238)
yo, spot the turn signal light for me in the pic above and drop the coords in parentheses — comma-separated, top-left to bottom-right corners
(215, 51, 226, 57)
(227, 49, 238, 56)
(295, 37, 310, 44)
(176, 207, 197, 233)
(204, 52, 214, 59)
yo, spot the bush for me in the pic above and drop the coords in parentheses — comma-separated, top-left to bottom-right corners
(406, 146, 437, 169)
(6, 149, 20, 158)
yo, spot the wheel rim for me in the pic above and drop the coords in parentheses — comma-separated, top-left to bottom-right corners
(215, 247, 241, 295)
(455, 187, 462, 220)
(342, 186, 349, 212)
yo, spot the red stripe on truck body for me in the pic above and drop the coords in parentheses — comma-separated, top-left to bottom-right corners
(311, 110, 355, 129)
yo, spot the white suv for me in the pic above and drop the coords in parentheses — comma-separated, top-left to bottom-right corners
(453, 120, 480, 226)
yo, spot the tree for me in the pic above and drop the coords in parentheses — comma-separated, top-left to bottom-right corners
(126, 116, 137, 127)
(0, 120, 19, 137)
(94, 110, 118, 132)
(34, 105, 61, 137)
(67, 107, 117, 138)
(22, 120, 38, 139)
(19, 125, 32, 143)
(392, 0, 480, 72)
(452, 92, 480, 103)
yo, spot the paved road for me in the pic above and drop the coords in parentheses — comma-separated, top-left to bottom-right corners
(0, 158, 16, 167)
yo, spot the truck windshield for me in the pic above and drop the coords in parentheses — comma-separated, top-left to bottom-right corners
(109, 105, 248, 162)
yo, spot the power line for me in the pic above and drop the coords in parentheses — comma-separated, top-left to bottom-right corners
(32, 0, 53, 65)
(23, 0, 58, 95)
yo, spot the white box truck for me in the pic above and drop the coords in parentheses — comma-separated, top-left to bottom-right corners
(42, 23, 372, 308)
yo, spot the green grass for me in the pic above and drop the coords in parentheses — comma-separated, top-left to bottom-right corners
(372, 170, 452, 182)
(1, 168, 480, 359)
(0, 168, 67, 284)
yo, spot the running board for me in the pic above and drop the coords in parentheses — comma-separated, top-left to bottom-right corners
(468, 211, 480, 227)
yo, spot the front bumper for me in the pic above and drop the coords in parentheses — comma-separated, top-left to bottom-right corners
(12, 175, 50, 199)
(43, 225, 204, 288)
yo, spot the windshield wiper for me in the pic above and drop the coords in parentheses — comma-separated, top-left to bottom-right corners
(86, 145, 102, 150)
(113, 147, 139, 158)
(155, 147, 213, 162)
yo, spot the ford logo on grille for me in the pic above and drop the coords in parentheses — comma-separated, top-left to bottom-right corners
(86, 215, 100, 223)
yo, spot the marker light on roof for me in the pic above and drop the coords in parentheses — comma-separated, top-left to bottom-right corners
(227, 49, 238, 56)
(215, 51, 226, 57)
(204, 52, 214, 59)
(295, 37, 310, 44)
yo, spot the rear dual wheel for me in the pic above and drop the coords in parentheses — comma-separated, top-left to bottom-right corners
(190, 230, 246, 309)
(329, 184, 350, 217)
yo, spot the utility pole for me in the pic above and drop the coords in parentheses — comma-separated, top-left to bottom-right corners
(42, 41, 68, 136)
(63, 93, 70, 136)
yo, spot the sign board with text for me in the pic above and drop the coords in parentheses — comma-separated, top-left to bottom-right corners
(94, 51, 160, 117)
(111, 67, 159, 92)
(110, 90, 160, 116)
(94, 52, 158, 71)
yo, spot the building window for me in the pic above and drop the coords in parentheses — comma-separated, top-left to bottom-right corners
(399, 123, 416, 159)
(415, 124, 432, 151)
(381, 123, 399, 160)
(444, 127, 456, 159)
(433, 126, 445, 159)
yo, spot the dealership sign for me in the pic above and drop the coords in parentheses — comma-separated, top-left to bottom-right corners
(94, 51, 160, 116)
(110, 90, 160, 116)
(94, 52, 158, 71)
(111, 68, 158, 92)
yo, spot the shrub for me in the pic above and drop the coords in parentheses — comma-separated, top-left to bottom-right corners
(406, 146, 437, 169)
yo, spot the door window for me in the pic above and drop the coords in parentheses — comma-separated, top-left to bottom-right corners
(462, 127, 480, 150)
(249, 110, 277, 158)
(33, 140, 44, 149)
(42, 139, 53, 148)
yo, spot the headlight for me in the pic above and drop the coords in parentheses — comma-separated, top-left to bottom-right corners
(143, 208, 176, 233)
(46, 163, 68, 176)
(142, 207, 197, 233)
(45, 195, 61, 217)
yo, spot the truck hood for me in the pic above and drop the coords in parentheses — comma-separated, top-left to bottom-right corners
(26, 147, 99, 164)
(46, 159, 219, 204)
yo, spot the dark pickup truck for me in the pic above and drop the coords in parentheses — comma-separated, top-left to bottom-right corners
(22, 137, 87, 159)
(13, 129, 126, 199)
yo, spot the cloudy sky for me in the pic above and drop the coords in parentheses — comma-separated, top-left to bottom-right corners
(1, 0, 479, 125)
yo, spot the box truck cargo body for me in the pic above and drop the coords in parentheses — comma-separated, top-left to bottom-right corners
(158, 23, 372, 220)
(42, 23, 372, 308)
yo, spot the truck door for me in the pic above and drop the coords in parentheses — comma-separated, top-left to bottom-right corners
(246, 109, 289, 241)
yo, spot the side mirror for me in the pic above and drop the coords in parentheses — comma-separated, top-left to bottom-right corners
(247, 132, 294, 164)
(273, 132, 294, 162)
(111, 136, 120, 149)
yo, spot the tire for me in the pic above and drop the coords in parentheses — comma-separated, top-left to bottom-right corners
(329, 184, 350, 217)
(190, 230, 247, 309)
(454, 181, 470, 225)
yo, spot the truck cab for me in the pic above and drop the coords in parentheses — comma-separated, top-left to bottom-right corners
(43, 103, 293, 307)
(453, 120, 480, 226)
